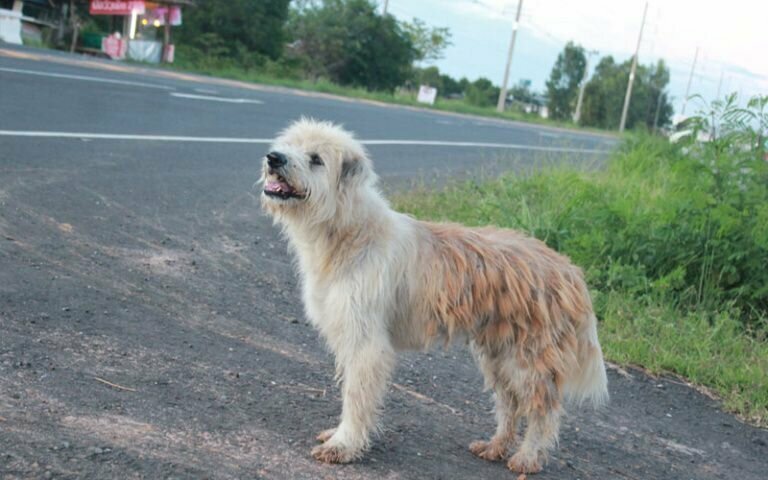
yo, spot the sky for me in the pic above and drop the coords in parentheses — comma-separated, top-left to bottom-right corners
(385, 0, 768, 115)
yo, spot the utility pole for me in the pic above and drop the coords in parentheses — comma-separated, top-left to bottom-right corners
(382, 0, 389, 15)
(619, 1, 648, 133)
(496, 0, 524, 113)
(680, 46, 699, 115)
(573, 49, 598, 124)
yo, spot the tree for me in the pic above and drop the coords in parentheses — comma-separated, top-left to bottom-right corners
(466, 77, 500, 107)
(288, 0, 415, 91)
(440, 74, 463, 97)
(178, 0, 291, 64)
(545, 41, 587, 121)
(400, 17, 452, 64)
(580, 56, 673, 130)
(413, 66, 443, 90)
(509, 79, 537, 105)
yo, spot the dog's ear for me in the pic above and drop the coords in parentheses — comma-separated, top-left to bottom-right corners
(340, 156, 363, 182)
(341, 159, 361, 180)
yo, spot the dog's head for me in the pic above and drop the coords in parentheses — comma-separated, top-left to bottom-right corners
(260, 118, 374, 224)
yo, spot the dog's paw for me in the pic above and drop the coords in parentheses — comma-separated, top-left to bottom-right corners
(469, 439, 508, 461)
(315, 428, 337, 443)
(507, 451, 543, 474)
(311, 442, 359, 464)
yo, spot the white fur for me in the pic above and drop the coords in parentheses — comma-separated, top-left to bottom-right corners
(260, 118, 607, 469)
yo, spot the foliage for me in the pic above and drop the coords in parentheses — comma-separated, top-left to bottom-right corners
(287, 0, 415, 91)
(465, 77, 500, 107)
(409, 66, 471, 99)
(400, 17, 452, 64)
(580, 56, 673, 130)
(509, 80, 538, 105)
(545, 41, 586, 120)
(177, 0, 291, 66)
(412, 66, 442, 89)
(395, 94, 768, 424)
(441, 74, 466, 97)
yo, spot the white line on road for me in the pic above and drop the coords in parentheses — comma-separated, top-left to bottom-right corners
(170, 92, 264, 104)
(0, 131, 270, 143)
(0, 67, 174, 90)
(361, 140, 607, 154)
(0, 130, 609, 154)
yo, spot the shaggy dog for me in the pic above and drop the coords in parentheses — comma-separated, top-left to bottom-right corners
(260, 119, 608, 474)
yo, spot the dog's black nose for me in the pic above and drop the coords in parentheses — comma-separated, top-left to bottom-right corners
(266, 151, 287, 169)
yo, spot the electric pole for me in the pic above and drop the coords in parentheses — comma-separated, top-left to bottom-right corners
(496, 0, 524, 113)
(681, 46, 699, 115)
(382, 0, 389, 15)
(619, 1, 648, 133)
(573, 49, 598, 124)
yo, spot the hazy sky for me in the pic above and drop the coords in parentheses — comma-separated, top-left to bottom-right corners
(386, 0, 767, 114)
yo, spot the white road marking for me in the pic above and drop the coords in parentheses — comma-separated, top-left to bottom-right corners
(0, 131, 271, 143)
(194, 88, 219, 94)
(0, 130, 609, 154)
(0, 66, 174, 90)
(362, 139, 608, 154)
(170, 92, 264, 104)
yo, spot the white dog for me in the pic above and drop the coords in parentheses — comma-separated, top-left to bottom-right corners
(260, 118, 608, 474)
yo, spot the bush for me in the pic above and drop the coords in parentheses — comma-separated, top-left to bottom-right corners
(465, 77, 499, 107)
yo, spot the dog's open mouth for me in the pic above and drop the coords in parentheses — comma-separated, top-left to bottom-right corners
(264, 175, 305, 200)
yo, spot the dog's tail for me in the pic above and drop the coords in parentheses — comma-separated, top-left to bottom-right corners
(564, 313, 609, 407)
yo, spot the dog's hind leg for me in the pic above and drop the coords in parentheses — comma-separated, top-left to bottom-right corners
(469, 343, 520, 461)
(311, 336, 396, 464)
(507, 376, 562, 474)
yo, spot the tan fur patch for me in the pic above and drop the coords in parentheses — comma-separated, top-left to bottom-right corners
(417, 223, 590, 402)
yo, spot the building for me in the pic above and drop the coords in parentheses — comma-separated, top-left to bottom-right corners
(0, 1, 194, 64)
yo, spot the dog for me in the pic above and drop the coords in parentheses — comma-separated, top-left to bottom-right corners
(260, 118, 608, 474)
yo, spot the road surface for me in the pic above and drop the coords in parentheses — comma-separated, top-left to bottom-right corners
(1, 46, 766, 479)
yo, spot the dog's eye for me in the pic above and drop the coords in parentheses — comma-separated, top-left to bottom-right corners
(309, 153, 324, 167)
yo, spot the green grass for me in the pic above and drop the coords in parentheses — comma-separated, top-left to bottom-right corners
(394, 131, 768, 426)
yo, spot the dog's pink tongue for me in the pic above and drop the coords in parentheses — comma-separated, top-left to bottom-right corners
(265, 180, 291, 193)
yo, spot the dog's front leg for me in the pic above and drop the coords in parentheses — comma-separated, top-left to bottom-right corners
(312, 337, 395, 463)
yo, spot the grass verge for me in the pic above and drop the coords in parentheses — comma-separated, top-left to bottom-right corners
(393, 132, 768, 426)
(164, 55, 605, 134)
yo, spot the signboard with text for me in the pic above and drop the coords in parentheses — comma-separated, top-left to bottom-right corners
(89, 0, 146, 16)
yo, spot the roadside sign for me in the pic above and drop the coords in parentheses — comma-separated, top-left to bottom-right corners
(89, 0, 146, 16)
(417, 85, 438, 105)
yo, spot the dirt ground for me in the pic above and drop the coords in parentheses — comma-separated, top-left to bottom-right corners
(1, 137, 767, 479)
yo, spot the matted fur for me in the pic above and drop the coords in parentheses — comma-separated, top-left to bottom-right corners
(260, 118, 608, 474)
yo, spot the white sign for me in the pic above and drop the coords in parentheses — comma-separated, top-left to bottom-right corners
(417, 85, 438, 105)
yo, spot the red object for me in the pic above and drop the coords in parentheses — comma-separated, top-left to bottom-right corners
(89, 0, 146, 16)
(101, 35, 127, 59)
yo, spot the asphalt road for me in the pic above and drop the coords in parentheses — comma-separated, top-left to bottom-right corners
(1, 46, 766, 480)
